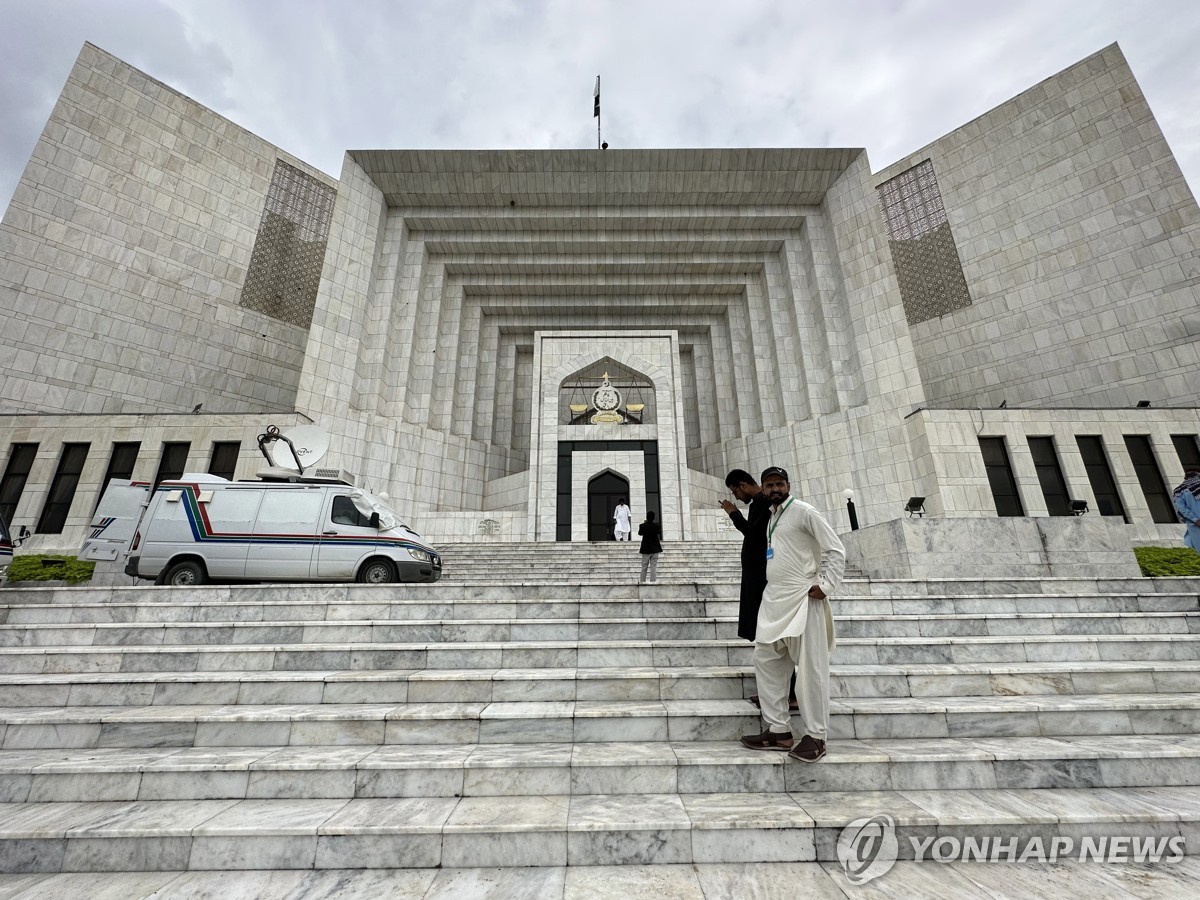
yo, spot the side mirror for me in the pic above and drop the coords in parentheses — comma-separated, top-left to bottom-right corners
(369, 512, 380, 529)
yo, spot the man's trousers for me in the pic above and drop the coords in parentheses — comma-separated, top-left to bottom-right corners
(752, 596, 831, 739)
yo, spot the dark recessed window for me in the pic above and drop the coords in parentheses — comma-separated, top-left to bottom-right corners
(979, 437, 1024, 517)
(1171, 435, 1200, 473)
(1076, 436, 1128, 521)
(0, 443, 38, 525)
(209, 441, 241, 481)
(95, 442, 141, 513)
(37, 443, 90, 534)
(1028, 437, 1071, 516)
(1124, 435, 1177, 524)
(154, 442, 191, 488)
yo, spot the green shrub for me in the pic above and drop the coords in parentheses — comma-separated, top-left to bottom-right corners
(5, 554, 96, 585)
(1134, 546, 1200, 577)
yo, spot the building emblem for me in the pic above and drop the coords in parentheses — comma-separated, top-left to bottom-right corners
(590, 373, 624, 424)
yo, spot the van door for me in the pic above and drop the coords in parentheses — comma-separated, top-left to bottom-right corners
(245, 488, 323, 581)
(315, 493, 380, 579)
(79, 480, 150, 563)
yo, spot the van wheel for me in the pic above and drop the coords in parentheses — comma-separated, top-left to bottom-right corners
(164, 560, 207, 586)
(357, 559, 396, 584)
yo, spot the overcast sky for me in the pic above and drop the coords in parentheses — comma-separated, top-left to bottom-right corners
(2, 0, 1199, 215)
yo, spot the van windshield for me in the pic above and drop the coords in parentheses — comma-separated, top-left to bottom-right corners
(0, 515, 10, 544)
(348, 490, 417, 535)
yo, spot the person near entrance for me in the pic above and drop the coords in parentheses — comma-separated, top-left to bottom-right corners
(613, 498, 632, 541)
(722, 469, 797, 710)
(740, 466, 845, 763)
(637, 510, 663, 582)
(1173, 467, 1200, 551)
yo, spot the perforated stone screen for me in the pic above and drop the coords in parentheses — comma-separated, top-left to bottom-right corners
(878, 160, 972, 325)
(239, 161, 336, 328)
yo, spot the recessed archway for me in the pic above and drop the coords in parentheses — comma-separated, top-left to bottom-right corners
(587, 469, 630, 541)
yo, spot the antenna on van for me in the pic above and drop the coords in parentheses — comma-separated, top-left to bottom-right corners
(257, 424, 329, 476)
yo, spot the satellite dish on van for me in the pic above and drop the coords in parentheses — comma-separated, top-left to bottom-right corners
(279, 425, 330, 470)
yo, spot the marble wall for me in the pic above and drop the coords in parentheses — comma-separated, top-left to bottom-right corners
(842, 516, 1146, 579)
(877, 44, 1200, 412)
(0, 44, 330, 416)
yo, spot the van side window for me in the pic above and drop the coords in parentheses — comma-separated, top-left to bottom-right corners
(331, 495, 372, 528)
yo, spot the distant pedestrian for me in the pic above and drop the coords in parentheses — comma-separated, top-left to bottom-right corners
(1173, 468, 1200, 552)
(613, 498, 632, 541)
(638, 510, 663, 582)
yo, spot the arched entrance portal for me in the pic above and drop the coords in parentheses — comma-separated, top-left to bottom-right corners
(587, 471, 630, 541)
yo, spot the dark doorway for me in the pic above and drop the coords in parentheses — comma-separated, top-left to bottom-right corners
(587, 471, 630, 541)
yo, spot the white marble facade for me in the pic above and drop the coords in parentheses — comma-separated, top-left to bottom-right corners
(0, 42, 1198, 556)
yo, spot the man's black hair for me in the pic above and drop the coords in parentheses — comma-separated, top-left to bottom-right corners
(646, 510, 656, 520)
(725, 469, 756, 489)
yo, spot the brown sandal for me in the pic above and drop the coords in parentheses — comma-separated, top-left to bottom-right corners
(740, 728, 794, 751)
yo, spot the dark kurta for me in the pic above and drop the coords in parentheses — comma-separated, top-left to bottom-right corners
(729, 491, 771, 641)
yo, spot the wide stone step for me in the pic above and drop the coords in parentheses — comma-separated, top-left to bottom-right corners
(8, 860, 1200, 898)
(2, 661, 1198, 707)
(3, 735, 1199, 804)
(3, 611, 1195, 648)
(4, 633, 1200, 675)
(1, 786, 1196, 872)
(1, 693, 1197, 749)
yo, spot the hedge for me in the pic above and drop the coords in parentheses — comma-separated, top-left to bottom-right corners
(1134, 546, 1200, 577)
(5, 555, 96, 585)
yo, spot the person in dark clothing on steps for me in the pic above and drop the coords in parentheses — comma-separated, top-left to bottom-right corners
(638, 511, 663, 583)
(722, 469, 797, 710)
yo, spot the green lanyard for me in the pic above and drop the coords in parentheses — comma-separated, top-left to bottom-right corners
(767, 497, 795, 548)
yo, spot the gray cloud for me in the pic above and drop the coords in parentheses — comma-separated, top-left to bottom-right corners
(1, 0, 1198, 214)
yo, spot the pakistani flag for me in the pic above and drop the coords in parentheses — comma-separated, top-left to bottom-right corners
(593, 76, 600, 118)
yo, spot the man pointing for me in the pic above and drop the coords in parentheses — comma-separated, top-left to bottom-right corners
(740, 466, 845, 763)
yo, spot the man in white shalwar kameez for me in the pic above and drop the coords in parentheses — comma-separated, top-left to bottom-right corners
(740, 466, 845, 762)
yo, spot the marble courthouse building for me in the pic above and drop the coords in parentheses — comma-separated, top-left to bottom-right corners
(1, 42, 1199, 573)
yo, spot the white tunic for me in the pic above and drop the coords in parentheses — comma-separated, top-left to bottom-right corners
(613, 505, 632, 531)
(756, 497, 846, 647)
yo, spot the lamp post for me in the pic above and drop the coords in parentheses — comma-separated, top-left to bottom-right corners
(843, 488, 859, 531)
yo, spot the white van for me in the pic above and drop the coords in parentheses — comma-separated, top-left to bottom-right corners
(83, 475, 441, 586)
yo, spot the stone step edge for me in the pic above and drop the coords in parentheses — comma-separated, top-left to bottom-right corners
(5, 611, 1196, 631)
(3, 633, 1199, 656)
(2, 692, 1198, 724)
(3, 735, 1199, 776)
(1, 659, 1196, 683)
(0, 787, 1195, 872)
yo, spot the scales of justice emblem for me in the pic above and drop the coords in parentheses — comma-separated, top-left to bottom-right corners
(590, 373, 624, 424)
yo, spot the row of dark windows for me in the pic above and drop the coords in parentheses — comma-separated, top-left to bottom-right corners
(981, 434, 1200, 523)
(0, 441, 241, 534)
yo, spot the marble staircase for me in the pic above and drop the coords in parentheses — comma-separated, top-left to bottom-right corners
(0, 572, 1198, 875)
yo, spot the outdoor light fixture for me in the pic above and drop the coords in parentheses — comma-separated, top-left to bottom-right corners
(843, 488, 859, 531)
(1070, 500, 1089, 515)
(1136, 400, 1151, 408)
(904, 497, 925, 517)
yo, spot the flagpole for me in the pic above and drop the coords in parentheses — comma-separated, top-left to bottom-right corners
(595, 75, 601, 149)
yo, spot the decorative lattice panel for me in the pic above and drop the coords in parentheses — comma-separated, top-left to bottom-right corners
(239, 161, 336, 328)
(878, 160, 972, 325)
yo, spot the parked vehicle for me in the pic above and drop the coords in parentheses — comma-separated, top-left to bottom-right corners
(82, 476, 441, 586)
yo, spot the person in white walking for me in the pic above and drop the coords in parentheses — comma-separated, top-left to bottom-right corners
(740, 466, 845, 763)
(613, 498, 632, 541)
